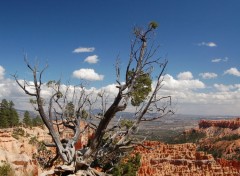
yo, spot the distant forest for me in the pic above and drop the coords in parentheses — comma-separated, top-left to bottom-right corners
(0, 99, 43, 128)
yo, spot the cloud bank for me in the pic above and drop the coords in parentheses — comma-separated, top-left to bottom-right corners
(0, 66, 239, 116)
(214, 84, 240, 92)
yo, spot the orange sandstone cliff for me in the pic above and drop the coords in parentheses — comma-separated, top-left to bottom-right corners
(133, 141, 239, 176)
(199, 118, 240, 130)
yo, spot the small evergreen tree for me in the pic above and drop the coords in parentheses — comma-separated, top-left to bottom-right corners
(32, 115, 44, 127)
(64, 101, 75, 117)
(23, 111, 32, 127)
(112, 153, 141, 176)
(8, 101, 19, 127)
(0, 114, 9, 128)
(0, 99, 10, 128)
(0, 99, 19, 128)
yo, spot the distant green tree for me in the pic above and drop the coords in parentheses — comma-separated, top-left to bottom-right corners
(170, 130, 206, 144)
(0, 99, 9, 128)
(112, 153, 141, 176)
(32, 115, 44, 127)
(64, 101, 75, 117)
(8, 101, 19, 127)
(0, 99, 19, 128)
(23, 111, 32, 127)
(0, 114, 9, 128)
(81, 109, 89, 119)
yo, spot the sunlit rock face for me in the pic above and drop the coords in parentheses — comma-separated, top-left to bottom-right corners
(0, 128, 39, 176)
(133, 141, 239, 176)
(0, 123, 92, 176)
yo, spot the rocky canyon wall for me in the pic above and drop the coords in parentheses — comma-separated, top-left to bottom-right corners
(133, 141, 239, 176)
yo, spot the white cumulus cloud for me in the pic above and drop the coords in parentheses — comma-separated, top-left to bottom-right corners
(72, 68, 104, 81)
(211, 57, 229, 63)
(0, 65, 5, 80)
(211, 58, 221, 63)
(198, 42, 217, 47)
(84, 55, 99, 64)
(199, 72, 218, 79)
(177, 71, 193, 80)
(224, 67, 240, 77)
(73, 47, 95, 53)
(162, 74, 205, 90)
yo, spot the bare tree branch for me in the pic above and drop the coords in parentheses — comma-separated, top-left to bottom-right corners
(15, 22, 173, 175)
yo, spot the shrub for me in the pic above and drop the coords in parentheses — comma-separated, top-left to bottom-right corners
(120, 119, 134, 129)
(112, 153, 141, 176)
(0, 161, 14, 176)
(197, 147, 223, 158)
(29, 136, 38, 145)
(31, 140, 58, 169)
(215, 134, 240, 142)
(11, 127, 25, 139)
(170, 130, 206, 144)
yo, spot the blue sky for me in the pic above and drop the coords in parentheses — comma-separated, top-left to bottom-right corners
(0, 0, 240, 116)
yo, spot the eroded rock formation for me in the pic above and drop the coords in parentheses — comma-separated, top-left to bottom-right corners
(133, 141, 240, 176)
(0, 128, 40, 175)
(0, 122, 93, 176)
(199, 118, 240, 130)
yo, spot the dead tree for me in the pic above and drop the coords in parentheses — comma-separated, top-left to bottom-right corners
(14, 22, 173, 175)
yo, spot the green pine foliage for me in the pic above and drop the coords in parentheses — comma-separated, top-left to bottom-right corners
(65, 102, 75, 117)
(127, 71, 152, 106)
(120, 119, 134, 129)
(0, 161, 14, 176)
(23, 111, 44, 128)
(112, 153, 141, 176)
(197, 147, 223, 158)
(0, 99, 19, 128)
(81, 109, 89, 119)
(23, 111, 33, 127)
(149, 21, 158, 29)
(215, 134, 240, 142)
(32, 115, 44, 128)
(11, 127, 25, 139)
(0, 99, 44, 129)
(169, 130, 206, 144)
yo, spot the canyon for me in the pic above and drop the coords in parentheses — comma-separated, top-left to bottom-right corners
(1, 118, 240, 175)
(199, 118, 240, 130)
(134, 141, 240, 176)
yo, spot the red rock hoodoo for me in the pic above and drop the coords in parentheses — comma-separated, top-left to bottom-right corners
(133, 141, 239, 176)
